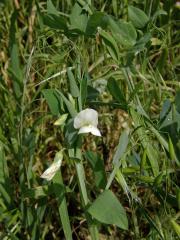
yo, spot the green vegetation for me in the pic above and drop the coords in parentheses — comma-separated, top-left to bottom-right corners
(0, 0, 179, 239)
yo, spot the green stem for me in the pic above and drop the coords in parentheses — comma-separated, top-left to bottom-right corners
(75, 160, 99, 239)
(70, 140, 99, 240)
(53, 170, 72, 240)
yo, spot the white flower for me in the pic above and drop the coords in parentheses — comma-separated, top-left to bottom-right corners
(74, 108, 101, 136)
(40, 152, 63, 181)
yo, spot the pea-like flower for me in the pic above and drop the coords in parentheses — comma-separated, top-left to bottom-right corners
(74, 108, 101, 136)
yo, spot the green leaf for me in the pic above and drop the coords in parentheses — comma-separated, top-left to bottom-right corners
(175, 91, 180, 113)
(86, 85, 99, 101)
(108, 17, 137, 47)
(157, 48, 168, 73)
(85, 12, 108, 36)
(43, 14, 68, 31)
(160, 110, 173, 129)
(0, 144, 12, 207)
(130, 108, 159, 176)
(79, 75, 87, 108)
(152, 9, 167, 22)
(0, 144, 9, 183)
(67, 68, 80, 98)
(56, 90, 77, 118)
(106, 130, 129, 189)
(47, 0, 59, 15)
(84, 151, 107, 189)
(168, 136, 176, 161)
(42, 89, 61, 115)
(9, 43, 23, 99)
(87, 190, 128, 230)
(10, 44, 21, 78)
(128, 6, 149, 29)
(65, 119, 78, 147)
(131, 33, 151, 53)
(170, 219, 180, 236)
(69, 3, 88, 33)
(98, 28, 119, 61)
(160, 99, 171, 120)
(107, 78, 127, 109)
(9, 10, 17, 52)
(113, 130, 129, 165)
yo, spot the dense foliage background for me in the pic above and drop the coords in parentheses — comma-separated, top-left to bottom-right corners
(0, 0, 179, 239)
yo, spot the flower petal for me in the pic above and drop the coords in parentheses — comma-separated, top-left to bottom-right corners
(78, 126, 93, 134)
(74, 108, 98, 129)
(40, 159, 62, 181)
(78, 125, 101, 136)
(90, 126, 102, 136)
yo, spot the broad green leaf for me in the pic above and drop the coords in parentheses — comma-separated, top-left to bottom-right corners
(69, 3, 88, 32)
(47, 0, 59, 15)
(107, 78, 127, 109)
(84, 151, 107, 189)
(108, 17, 137, 47)
(128, 6, 149, 29)
(67, 68, 80, 97)
(42, 89, 61, 115)
(43, 14, 68, 31)
(87, 190, 128, 230)
(132, 33, 151, 53)
(85, 12, 108, 36)
(98, 28, 119, 61)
